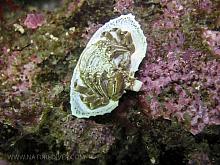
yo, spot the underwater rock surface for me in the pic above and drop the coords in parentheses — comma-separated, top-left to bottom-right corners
(0, 0, 219, 164)
(137, 0, 220, 135)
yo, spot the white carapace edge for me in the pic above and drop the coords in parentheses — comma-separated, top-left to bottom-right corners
(70, 14, 147, 118)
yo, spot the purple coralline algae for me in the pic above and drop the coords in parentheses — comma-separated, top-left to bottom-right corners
(81, 22, 103, 45)
(139, 50, 220, 135)
(0, 47, 43, 126)
(63, 118, 115, 159)
(67, 1, 79, 13)
(2, 49, 41, 96)
(24, 13, 45, 29)
(202, 29, 220, 56)
(197, 0, 213, 13)
(188, 152, 211, 165)
(138, 0, 220, 135)
(66, 0, 85, 16)
(114, 0, 134, 14)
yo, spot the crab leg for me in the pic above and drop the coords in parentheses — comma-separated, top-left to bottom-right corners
(107, 71, 124, 101)
(74, 81, 93, 95)
(89, 97, 109, 109)
(94, 71, 108, 98)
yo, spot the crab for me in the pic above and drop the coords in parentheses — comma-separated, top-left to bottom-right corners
(70, 14, 147, 118)
(74, 28, 138, 109)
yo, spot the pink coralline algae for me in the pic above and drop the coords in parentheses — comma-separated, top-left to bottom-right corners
(202, 29, 220, 56)
(67, 0, 84, 15)
(63, 118, 115, 159)
(137, 0, 220, 135)
(0, 47, 43, 126)
(114, 0, 134, 14)
(68, 1, 77, 12)
(153, 0, 185, 30)
(188, 152, 211, 165)
(197, 0, 213, 13)
(3, 50, 41, 95)
(81, 22, 103, 45)
(24, 13, 45, 29)
(1, 49, 41, 105)
(139, 50, 220, 135)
